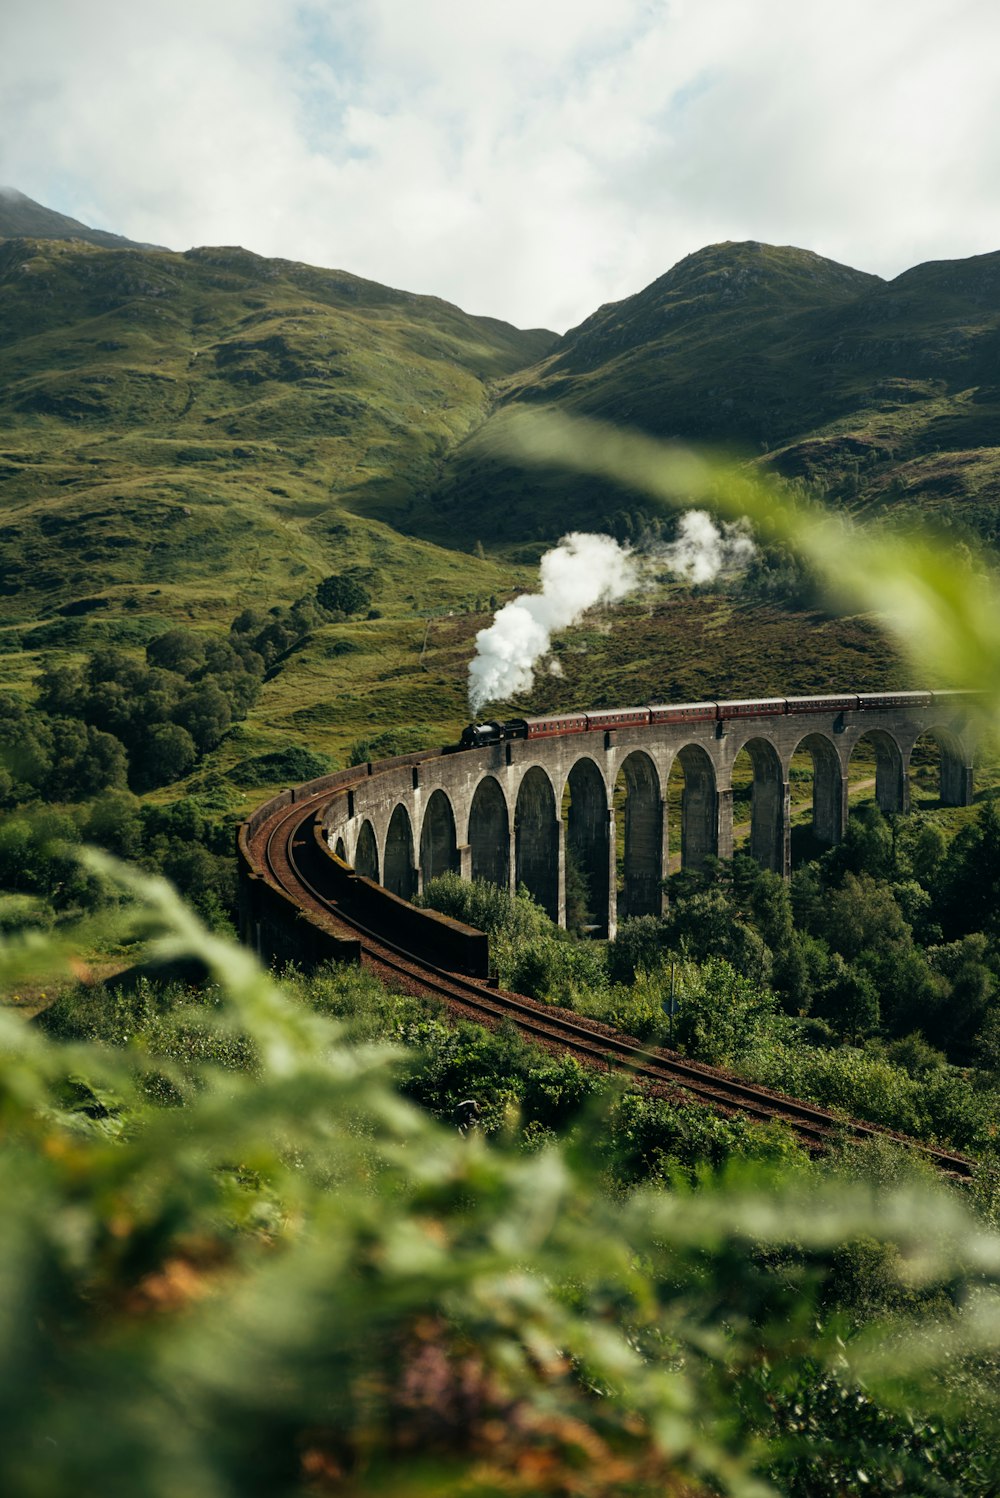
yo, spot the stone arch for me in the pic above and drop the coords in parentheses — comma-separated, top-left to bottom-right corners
(384, 803, 416, 900)
(732, 736, 786, 874)
(354, 820, 379, 882)
(515, 766, 559, 921)
(789, 732, 845, 850)
(671, 743, 718, 871)
(419, 788, 459, 885)
(614, 750, 663, 920)
(907, 725, 973, 808)
(469, 775, 510, 889)
(850, 730, 906, 814)
(562, 755, 611, 936)
(334, 835, 347, 861)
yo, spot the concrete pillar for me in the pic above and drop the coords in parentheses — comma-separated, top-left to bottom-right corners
(458, 844, 472, 880)
(556, 816, 566, 928)
(811, 766, 845, 845)
(747, 757, 785, 875)
(807, 737, 846, 845)
(872, 735, 907, 814)
(507, 827, 517, 898)
(679, 747, 719, 870)
(420, 790, 459, 886)
(781, 780, 791, 880)
(942, 758, 975, 807)
(565, 758, 611, 936)
(607, 805, 618, 941)
(515, 768, 559, 921)
(835, 775, 849, 843)
(621, 775, 663, 919)
(716, 787, 734, 863)
(658, 797, 670, 914)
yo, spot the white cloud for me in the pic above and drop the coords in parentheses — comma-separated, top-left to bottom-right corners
(2, 0, 999, 329)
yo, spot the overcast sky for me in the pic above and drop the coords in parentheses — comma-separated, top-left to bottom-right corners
(2, 0, 998, 331)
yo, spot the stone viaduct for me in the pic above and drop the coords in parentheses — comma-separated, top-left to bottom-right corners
(322, 697, 978, 942)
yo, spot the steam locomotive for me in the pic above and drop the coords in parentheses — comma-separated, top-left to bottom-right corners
(458, 690, 969, 750)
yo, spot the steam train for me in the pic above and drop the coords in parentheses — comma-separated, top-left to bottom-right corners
(458, 690, 968, 750)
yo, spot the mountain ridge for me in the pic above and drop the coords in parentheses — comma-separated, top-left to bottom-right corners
(418, 238, 1000, 550)
(0, 185, 164, 252)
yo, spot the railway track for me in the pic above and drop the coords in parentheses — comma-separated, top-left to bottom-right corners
(248, 784, 976, 1180)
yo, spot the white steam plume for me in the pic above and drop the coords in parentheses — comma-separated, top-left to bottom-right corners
(466, 513, 755, 715)
(468, 532, 638, 713)
(659, 510, 755, 583)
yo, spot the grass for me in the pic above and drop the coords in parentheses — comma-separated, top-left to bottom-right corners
(0, 236, 552, 627)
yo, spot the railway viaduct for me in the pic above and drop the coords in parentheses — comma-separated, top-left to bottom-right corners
(321, 696, 978, 943)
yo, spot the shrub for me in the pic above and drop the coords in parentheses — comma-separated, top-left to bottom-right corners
(316, 572, 371, 616)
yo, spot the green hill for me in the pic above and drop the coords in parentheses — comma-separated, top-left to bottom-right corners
(0, 235, 555, 625)
(423, 240, 1000, 551)
(0, 213, 997, 784)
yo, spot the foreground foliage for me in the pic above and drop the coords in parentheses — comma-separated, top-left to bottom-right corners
(5, 863, 999, 1495)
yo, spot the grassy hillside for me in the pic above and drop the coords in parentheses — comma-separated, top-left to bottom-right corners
(1, 224, 997, 802)
(0, 235, 554, 629)
(423, 241, 1000, 553)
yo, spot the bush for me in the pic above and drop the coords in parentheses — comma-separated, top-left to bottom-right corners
(316, 572, 372, 616)
(228, 747, 335, 785)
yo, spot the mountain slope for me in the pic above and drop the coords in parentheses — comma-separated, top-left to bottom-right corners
(0, 186, 161, 250)
(423, 241, 1000, 552)
(0, 235, 555, 622)
(512, 241, 882, 439)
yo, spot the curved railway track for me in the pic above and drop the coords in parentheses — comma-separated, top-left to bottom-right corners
(248, 782, 976, 1180)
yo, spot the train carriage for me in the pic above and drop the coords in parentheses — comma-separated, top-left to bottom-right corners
(524, 713, 589, 739)
(857, 691, 933, 711)
(649, 701, 719, 726)
(716, 697, 787, 719)
(784, 694, 860, 714)
(584, 707, 651, 732)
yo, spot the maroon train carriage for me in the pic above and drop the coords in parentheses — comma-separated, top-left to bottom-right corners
(524, 713, 589, 739)
(716, 698, 788, 719)
(784, 694, 861, 714)
(584, 707, 652, 732)
(649, 701, 719, 726)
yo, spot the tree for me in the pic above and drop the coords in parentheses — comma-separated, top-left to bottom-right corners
(133, 723, 198, 790)
(47, 720, 129, 799)
(173, 683, 232, 755)
(934, 800, 1000, 941)
(817, 957, 881, 1041)
(146, 628, 207, 677)
(83, 789, 144, 860)
(0, 694, 52, 799)
(316, 573, 371, 617)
